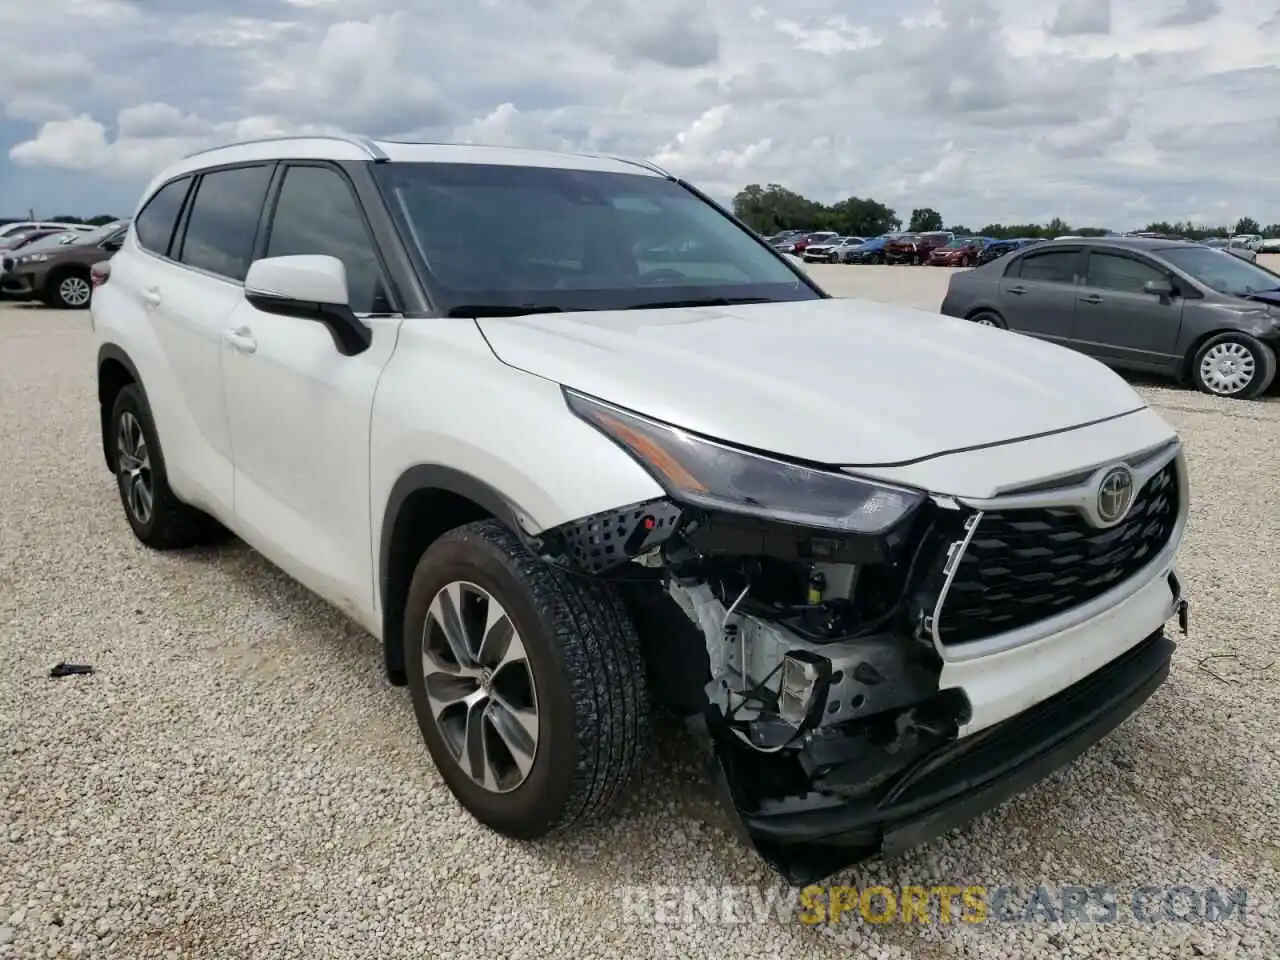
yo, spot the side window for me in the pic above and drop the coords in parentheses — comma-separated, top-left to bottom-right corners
(134, 177, 191, 255)
(1011, 250, 1078, 284)
(178, 165, 273, 282)
(263, 165, 386, 314)
(1086, 252, 1166, 294)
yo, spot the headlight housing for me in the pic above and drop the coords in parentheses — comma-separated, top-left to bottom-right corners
(565, 390, 925, 535)
(19, 253, 49, 264)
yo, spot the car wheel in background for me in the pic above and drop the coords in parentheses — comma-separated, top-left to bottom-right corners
(968, 310, 1007, 329)
(404, 519, 651, 840)
(47, 269, 93, 310)
(1190, 333, 1277, 400)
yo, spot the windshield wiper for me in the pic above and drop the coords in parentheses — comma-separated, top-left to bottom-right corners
(447, 304, 565, 318)
(619, 296, 776, 311)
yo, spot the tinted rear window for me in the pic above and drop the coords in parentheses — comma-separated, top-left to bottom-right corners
(1011, 249, 1078, 283)
(134, 177, 192, 255)
(178, 165, 273, 281)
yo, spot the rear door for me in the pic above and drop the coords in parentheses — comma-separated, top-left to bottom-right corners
(997, 246, 1082, 345)
(157, 163, 275, 511)
(1071, 248, 1184, 371)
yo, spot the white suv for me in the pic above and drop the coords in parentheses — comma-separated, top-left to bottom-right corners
(91, 135, 1190, 884)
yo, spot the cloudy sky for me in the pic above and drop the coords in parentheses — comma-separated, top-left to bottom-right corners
(2, 0, 1278, 230)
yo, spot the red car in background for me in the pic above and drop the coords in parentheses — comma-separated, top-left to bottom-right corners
(790, 231, 838, 255)
(928, 236, 987, 266)
(885, 231, 953, 264)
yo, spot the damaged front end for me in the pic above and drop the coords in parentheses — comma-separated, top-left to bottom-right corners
(532, 390, 1178, 884)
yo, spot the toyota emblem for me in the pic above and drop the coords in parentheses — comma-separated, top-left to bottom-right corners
(1095, 466, 1135, 525)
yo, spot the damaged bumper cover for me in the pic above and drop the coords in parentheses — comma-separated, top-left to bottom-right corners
(693, 628, 1174, 885)
(536, 392, 1189, 884)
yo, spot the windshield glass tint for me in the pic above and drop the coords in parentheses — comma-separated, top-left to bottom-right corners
(1160, 247, 1280, 296)
(374, 162, 818, 313)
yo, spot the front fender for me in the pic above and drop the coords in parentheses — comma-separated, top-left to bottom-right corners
(369, 317, 664, 579)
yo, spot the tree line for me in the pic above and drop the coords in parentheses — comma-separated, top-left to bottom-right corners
(730, 184, 1279, 241)
(0, 214, 119, 227)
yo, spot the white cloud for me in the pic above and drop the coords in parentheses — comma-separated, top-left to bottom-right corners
(2, 0, 1280, 229)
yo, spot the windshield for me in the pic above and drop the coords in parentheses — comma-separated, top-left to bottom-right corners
(373, 163, 820, 314)
(1160, 247, 1280, 296)
(16, 232, 78, 253)
(946, 238, 972, 248)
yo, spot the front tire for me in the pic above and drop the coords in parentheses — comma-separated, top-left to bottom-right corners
(110, 385, 220, 549)
(1190, 333, 1276, 400)
(404, 520, 651, 839)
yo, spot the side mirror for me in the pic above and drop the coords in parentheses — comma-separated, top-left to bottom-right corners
(101, 237, 123, 251)
(1143, 279, 1174, 298)
(244, 254, 372, 356)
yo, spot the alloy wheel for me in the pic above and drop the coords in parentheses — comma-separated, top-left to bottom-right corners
(1199, 341, 1256, 396)
(116, 411, 153, 524)
(58, 276, 91, 307)
(421, 581, 539, 794)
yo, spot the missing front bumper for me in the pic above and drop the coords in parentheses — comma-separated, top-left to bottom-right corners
(695, 627, 1175, 886)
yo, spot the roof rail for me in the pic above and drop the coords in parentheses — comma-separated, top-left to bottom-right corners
(599, 154, 674, 178)
(181, 133, 388, 162)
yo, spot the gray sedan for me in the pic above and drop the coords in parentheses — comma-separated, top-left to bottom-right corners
(939, 237, 1280, 399)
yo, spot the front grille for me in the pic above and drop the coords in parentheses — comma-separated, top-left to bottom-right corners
(936, 458, 1180, 645)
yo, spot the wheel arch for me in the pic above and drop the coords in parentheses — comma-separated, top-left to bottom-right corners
(378, 464, 535, 686)
(97, 343, 146, 472)
(965, 305, 1005, 322)
(1180, 327, 1271, 381)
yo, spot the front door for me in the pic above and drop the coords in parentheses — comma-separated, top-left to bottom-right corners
(221, 161, 402, 627)
(1071, 249, 1184, 372)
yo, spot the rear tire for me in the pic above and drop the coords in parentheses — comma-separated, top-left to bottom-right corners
(1190, 332, 1276, 400)
(404, 519, 651, 839)
(47, 269, 93, 310)
(969, 310, 1006, 329)
(110, 385, 221, 549)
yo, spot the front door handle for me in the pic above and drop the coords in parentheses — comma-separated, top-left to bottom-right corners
(142, 287, 161, 308)
(1079, 294, 1103, 305)
(226, 327, 257, 354)
(1007, 285, 1026, 295)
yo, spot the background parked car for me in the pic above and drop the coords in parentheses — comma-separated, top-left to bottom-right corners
(1259, 237, 1280, 253)
(0, 228, 77, 252)
(843, 233, 906, 264)
(976, 237, 1041, 264)
(788, 231, 838, 256)
(0, 221, 97, 242)
(0, 220, 130, 309)
(928, 236, 988, 267)
(803, 236, 865, 263)
(886, 231, 952, 265)
(939, 236, 1280, 399)
(1205, 237, 1257, 262)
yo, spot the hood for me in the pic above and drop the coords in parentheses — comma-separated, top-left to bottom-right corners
(477, 297, 1147, 467)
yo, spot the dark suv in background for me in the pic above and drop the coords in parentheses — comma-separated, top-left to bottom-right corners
(886, 231, 953, 265)
(0, 220, 129, 309)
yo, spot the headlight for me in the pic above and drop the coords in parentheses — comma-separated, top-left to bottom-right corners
(565, 391, 925, 535)
(19, 254, 48, 264)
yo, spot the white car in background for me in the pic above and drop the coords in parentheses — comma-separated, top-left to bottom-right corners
(90, 134, 1191, 886)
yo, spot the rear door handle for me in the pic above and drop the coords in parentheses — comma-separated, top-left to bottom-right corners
(226, 327, 257, 354)
(1007, 285, 1026, 295)
(142, 287, 161, 307)
(1079, 294, 1103, 305)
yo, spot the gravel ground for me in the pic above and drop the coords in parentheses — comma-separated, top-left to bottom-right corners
(1, 282, 1278, 960)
